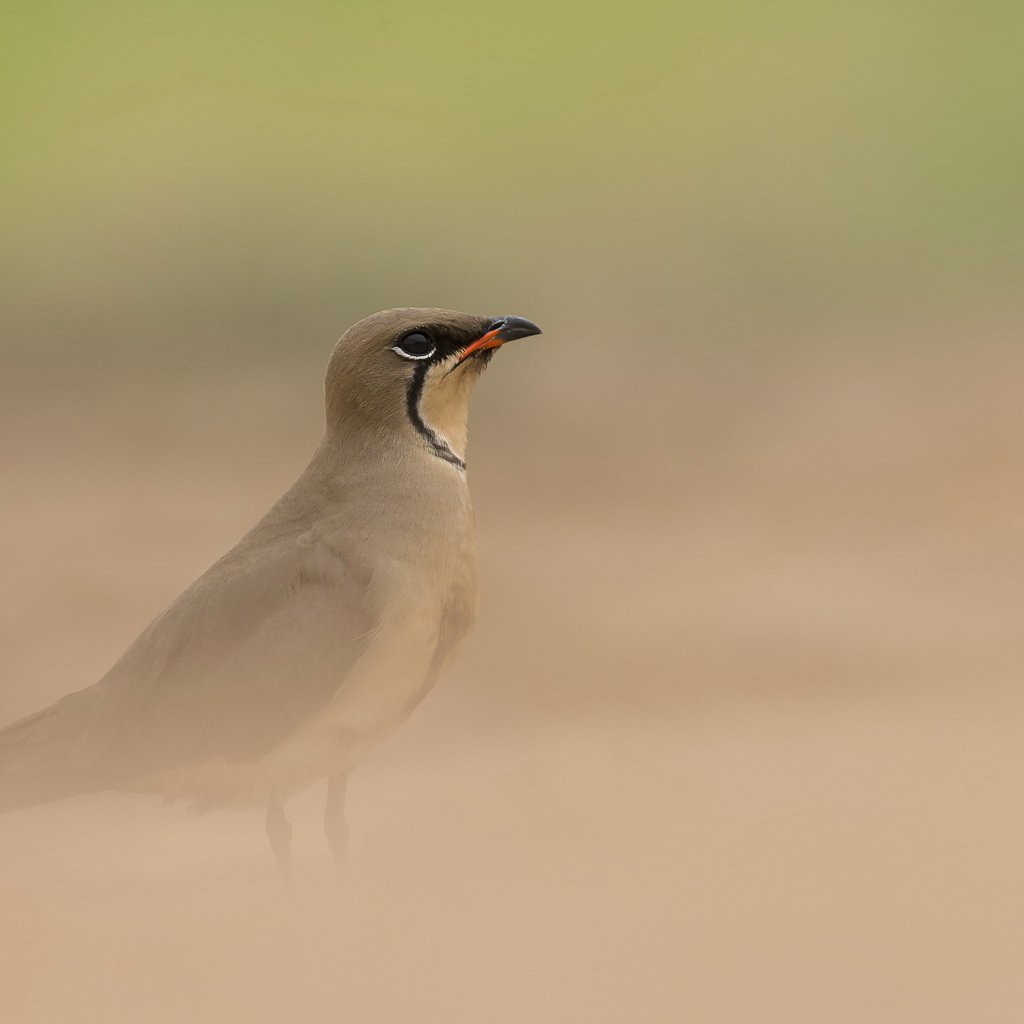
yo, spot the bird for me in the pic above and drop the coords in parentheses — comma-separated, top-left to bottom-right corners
(0, 307, 542, 877)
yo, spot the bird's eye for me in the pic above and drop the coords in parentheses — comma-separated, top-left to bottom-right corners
(393, 332, 436, 360)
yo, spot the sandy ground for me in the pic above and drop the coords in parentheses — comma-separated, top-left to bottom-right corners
(1, 333, 1023, 1022)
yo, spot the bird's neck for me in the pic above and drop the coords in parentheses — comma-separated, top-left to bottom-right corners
(315, 423, 472, 516)
(414, 368, 472, 467)
(327, 373, 475, 474)
(302, 429, 475, 580)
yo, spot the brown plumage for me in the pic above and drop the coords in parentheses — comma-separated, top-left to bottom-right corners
(0, 307, 542, 873)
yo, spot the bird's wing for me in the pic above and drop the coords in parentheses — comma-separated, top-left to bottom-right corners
(255, 554, 463, 796)
(0, 527, 375, 802)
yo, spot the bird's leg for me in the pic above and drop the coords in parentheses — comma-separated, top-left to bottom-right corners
(324, 773, 350, 872)
(265, 793, 294, 882)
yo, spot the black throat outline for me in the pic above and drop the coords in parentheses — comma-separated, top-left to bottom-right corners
(405, 364, 467, 471)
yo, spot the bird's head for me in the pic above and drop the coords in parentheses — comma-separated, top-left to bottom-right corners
(324, 307, 542, 468)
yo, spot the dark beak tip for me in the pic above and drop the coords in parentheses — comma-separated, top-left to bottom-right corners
(494, 315, 543, 343)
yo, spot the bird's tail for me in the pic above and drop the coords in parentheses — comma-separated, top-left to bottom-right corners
(0, 691, 106, 813)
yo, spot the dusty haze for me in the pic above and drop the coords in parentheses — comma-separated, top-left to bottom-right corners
(2, 320, 1022, 1022)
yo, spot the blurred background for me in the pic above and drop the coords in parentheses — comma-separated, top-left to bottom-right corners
(2, 3, 1023, 1022)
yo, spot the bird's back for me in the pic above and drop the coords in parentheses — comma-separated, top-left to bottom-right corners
(0, 465, 374, 811)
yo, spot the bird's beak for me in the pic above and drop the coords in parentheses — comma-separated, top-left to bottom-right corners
(454, 316, 543, 366)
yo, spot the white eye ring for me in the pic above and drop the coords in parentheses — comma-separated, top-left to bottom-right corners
(392, 332, 437, 361)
